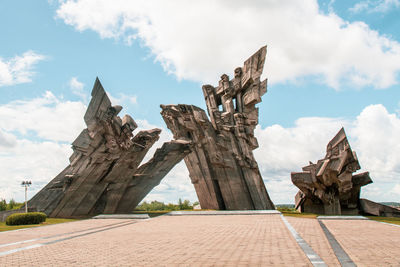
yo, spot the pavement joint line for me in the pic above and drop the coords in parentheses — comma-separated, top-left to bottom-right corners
(0, 218, 93, 235)
(318, 219, 357, 267)
(43, 221, 136, 245)
(280, 215, 327, 267)
(0, 220, 137, 257)
(92, 214, 150, 219)
(0, 244, 43, 257)
(0, 220, 132, 249)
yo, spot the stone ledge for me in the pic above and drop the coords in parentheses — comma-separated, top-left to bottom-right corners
(317, 215, 368, 220)
(166, 210, 281, 216)
(92, 214, 150, 219)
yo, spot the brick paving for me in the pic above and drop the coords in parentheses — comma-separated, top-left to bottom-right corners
(0, 219, 131, 246)
(0, 215, 312, 266)
(321, 219, 400, 267)
(2, 214, 399, 266)
(286, 217, 340, 266)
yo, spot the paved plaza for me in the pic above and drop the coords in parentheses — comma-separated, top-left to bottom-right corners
(0, 213, 399, 266)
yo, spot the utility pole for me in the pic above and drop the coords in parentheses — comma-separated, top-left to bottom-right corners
(21, 181, 32, 213)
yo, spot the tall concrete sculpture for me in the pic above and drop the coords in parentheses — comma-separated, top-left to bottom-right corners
(161, 46, 275, 210)
(28, 78, 191, 218)
(291, 128, 372, 215)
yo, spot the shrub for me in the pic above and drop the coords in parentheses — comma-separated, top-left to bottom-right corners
(0, 199, 6, 211)
(6, 212, 47, 226)
(7, 199, 16, 210)
(135, 199, 194, 211)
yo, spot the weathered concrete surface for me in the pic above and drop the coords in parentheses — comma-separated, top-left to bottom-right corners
(28, 78, 191, 218)
(360, 198, 400, 217)
(161, 46, 274, 210)
(291, 128, 372, 215)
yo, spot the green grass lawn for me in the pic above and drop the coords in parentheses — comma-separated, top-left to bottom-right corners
(276, 207, 317, 218)
(0, 218, 79, 232)
(279, 210, 400, 224)
(280, 211, 318, 218)
(367, 216, 400, 225)
(132, 210, 171, 217)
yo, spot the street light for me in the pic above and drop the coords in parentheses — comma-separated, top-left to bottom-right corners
(21, 181, 32, 213)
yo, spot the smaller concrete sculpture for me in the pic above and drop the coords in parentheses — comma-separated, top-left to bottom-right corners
(291, 128, 372, 215)
(360, 198, 400, 217)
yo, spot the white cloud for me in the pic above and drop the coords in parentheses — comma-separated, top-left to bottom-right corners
(0, 92, 87, 201)
(254, 104, 400, 203)
(351, 104, 400, 182)
(390, 184, 400, 195)
(254, 117, 349, 179)
(135, 119, 197, 204)
(0, 138, 71, 202)
(0, 51, 46, 87)
(69, 77, 84, 91)
(0, 91, 86, 143)
(349, 0, 400, 13)
(0, 128, 17, 148)
(143, 161, 196, 204)
(350, 1, 372, 13)
(69, 77, 88, 102)
(56, 0, 400, 89)
(108, 92, 137, 106)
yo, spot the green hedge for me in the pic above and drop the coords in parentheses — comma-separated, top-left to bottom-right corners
(6, 212, 47, 225)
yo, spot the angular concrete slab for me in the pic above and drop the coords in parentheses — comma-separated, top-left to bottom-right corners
(161, 46, 275, 211)
(291, 128, 372, 215)
(25, 78, 191, 219)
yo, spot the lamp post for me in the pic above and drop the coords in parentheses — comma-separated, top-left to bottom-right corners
(21, 181, 32, 213)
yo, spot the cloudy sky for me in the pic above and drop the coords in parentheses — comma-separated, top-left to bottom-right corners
(1, 0, 399, 204)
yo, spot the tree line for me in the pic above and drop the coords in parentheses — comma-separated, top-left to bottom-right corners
(0, 198, 199, 212)
(0, 199, 24, 211)
(135, 199, 199, 211)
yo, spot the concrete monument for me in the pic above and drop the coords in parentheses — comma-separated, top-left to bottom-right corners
(161, 46, 275, 210)
(291, 128, 372, 215)
(28, 78, 191, 218)
(360, 198, 400, 217)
